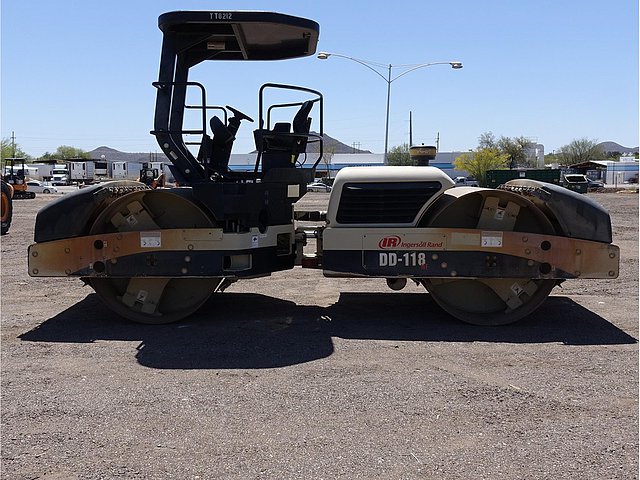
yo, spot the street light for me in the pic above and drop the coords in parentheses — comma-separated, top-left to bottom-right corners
(317, 52, 462, 164)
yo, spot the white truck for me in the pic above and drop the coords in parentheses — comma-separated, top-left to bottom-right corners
(51, 165, 70, 186)
(452, 176, 479, 187)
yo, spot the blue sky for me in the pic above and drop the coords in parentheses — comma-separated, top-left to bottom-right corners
(1, 0, 638, 157)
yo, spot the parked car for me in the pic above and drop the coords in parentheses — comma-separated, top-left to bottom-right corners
(586, 178, 605, 192)
(307, 182, 331, 192)
(452, 176, 479, 187)
(26, 181, 58, 194)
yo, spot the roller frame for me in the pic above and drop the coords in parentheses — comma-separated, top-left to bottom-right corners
(28, 225, 618, 280)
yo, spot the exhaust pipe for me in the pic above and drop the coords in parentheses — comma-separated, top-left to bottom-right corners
(386, 278, 407, 291)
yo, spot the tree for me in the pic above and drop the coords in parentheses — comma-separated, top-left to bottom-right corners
(497, 136, 535, 168)
(321, 139, 338, 179)
(387, 143, 414, 166)
(47, 145, 90, 160)
(454, 148, 509, 187)
(1, 138, 32, 162)
(478, 131, 497, 150)
(544, 152, 561, 165)
(555, 138, 604, 166)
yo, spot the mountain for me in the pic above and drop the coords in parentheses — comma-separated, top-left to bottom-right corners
(597, 142, 638, 155)
(88, 146, 162, 163)
(302, 132, 372, 154)
(247, 132, 371, 154)
(88, 133, 369, 162)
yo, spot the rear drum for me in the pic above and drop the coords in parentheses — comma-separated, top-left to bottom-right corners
(420, 188, 557, 325)
(88, 190, 221, 324)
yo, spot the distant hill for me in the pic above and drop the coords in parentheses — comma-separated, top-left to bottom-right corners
(88, 133, 369, 162)
(88, 146, 162, 163)
(248, 132, 371, 154)
(597, 142, 638, 155)
(297, 132, 372, 154)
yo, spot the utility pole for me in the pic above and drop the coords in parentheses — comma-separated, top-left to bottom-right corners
(409, 111, 413, 147)
(436, 132, 440, 151)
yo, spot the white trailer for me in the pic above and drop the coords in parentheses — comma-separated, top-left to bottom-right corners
(94, 161, 109, 179)
(25, 164, 54, 181)
(69, 161, 96, 184)
(4, 165, 39, 179)
(111, 161, 143, 180)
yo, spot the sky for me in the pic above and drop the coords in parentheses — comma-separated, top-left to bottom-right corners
(1, 0, 638, 158)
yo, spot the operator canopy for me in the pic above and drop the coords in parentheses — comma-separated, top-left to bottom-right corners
(158, 11, 320, 66)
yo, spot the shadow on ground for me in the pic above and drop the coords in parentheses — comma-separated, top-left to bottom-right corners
(20, 292, 637, 369)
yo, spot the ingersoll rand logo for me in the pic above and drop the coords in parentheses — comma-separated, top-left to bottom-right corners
(378, 235, 402, 249)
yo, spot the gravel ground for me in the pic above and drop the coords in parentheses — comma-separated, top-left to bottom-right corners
(1, 189, 638, 480)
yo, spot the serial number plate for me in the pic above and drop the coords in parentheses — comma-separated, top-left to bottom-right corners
(375, 251, 429, 268)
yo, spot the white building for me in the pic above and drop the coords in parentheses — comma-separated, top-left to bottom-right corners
(228, 152, 472, 179)
(595, 158, 639, 185)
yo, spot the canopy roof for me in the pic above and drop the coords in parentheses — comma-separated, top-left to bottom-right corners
(158, 11, 319, 65)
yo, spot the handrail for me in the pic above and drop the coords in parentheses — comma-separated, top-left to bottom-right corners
(152, 80, 209, 137)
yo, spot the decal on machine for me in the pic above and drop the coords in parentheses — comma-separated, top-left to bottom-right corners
(367, 233, 446, 251)
(140, 231, 161, 248)
(481, 231, 503, 248)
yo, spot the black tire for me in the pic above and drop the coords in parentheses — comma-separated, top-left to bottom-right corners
(43, 188, 50, 194)
(1, 181, 13, 235)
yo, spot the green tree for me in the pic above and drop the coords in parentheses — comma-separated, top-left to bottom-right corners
(454, 148, 509, 187)
(477, 131, 497, 150)
(387, 143, 413, 166)
(49, 145, 90, 159)
(1, 137, 32, 162)
(497, 136, 535, 168)
(544, 152, 561, 165)
(556, 138, 604, 166)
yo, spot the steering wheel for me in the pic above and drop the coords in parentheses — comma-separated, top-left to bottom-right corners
(226, 105, 254, 123)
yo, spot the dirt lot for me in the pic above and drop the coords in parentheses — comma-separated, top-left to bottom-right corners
(1, 190, 638, 480)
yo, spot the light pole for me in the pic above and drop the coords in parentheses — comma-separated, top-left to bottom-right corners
(317, 52, 462, 164)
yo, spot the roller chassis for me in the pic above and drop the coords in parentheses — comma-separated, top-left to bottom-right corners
(28, 170, 619, 325)
(28, 221, 618, 281)
(27, 10, 619, 325)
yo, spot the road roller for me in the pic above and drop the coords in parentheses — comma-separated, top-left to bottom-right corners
(28, 10, 619, 325)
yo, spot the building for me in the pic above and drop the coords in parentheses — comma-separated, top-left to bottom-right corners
(601, 158, 639, 185)
(227, 152, 471, 179)
(570, 158, 639, 185)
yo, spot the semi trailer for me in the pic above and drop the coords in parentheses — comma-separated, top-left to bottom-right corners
(27, 10, 619, 326)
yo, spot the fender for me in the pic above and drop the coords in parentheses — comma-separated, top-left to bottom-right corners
(500, 179, 612, 243)
(34, 181, 150, 243)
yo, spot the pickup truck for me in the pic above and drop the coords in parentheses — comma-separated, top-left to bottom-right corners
(452, 176, 479, 187)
